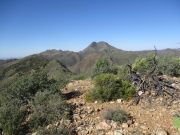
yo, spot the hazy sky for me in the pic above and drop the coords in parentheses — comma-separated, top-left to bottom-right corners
(0, 0, 180, 58)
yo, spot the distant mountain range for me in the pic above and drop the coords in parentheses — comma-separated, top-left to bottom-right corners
(1, 41, 180, 74)
(38, 41, 180, 73)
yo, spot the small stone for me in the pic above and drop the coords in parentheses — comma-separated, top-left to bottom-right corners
(122, 123, 128, 128)
(46, 124, 52, 129)
(55, 122, 59, 126)
(117, 99, 122, 103)
(127, 119, 133, 125)
(106, 131, 114, 135)
(144, 91, 150, 95)
(80, 114, 86, 118)
(172, 83, 180, 90)
(87, 106, 94, 114)
(151, 91, 156, 96)
(155, 128, 168, 135)
(94, 101, 98, 104)
(134, 122, 139, 127)
(140, 125, 148, 130)
(32, 132, 37, 135)
(73, 114, 81, 120)
(98, 131, 106, 135)
(149, 108, 156, 112)
(138, 91, 143, 96)
(114, 130, 123, 135)
(111, 121, 118, 128)
(143, 130, 147, 134)
(110, 101, 115, 104)
(96, 121, 112, 130)
(77, 126, 83, 131)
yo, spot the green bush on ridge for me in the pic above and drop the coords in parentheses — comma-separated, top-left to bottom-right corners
(86, 57, 135, 102)
(28, 90, 70, 131)
(0, 70, 70, 134)
(85, 73, 135, 102)
(0, 99, 27, 135)
(92, 58, 117, 78)
(132, 55, 180, 76)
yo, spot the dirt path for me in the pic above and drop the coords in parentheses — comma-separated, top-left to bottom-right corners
(63, 79, 180, 135)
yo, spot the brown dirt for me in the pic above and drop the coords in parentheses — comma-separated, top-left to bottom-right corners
(63, 79, 180, 135)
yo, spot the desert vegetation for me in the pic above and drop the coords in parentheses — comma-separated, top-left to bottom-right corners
(0, 45, 179, 135)
(132, 55, 180, 76)
(0, 70, 71, 135)
(85, 58, 135, 102)
(103, 109, 130, 124)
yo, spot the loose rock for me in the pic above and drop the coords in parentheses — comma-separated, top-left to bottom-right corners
(114, 130, 123, 135)
(117, 99, 122, 103)
(155, 128, 168, 135)
(96, 121, 112, 130)
(122, 123, 128, 128)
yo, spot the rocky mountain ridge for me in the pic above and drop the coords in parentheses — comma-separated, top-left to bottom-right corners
(1, 41, 180, 74)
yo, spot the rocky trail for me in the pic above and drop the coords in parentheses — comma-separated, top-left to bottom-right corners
(62, 78, 180, 135)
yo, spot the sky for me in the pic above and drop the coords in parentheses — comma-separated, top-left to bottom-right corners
(0, 0, 180, 59)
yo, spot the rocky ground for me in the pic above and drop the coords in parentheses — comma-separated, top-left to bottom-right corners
(61, 78, 180, 135)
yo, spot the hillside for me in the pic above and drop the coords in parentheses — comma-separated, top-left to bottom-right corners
(0, 55, 72, 88)
(1, 41, 180, 75)
(40, 41, 180, 73)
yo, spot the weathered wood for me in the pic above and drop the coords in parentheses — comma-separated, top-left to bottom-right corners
(127, 63, 177, 105)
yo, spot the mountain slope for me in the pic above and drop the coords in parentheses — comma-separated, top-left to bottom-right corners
(2, 41, 180, 75)
(0, 55, 72, 88)
(45, 59, 72, 81)
(39, 41, 180, 73)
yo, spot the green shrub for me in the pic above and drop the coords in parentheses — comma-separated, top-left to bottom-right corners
(132, 55, 180, 76)
(0, 70, 69, 134)
(92, 58, 117, 77)
(85, 74, 135, 102)
(0, 99, 26, 135)
(173, 116, 180, 132)
(103, 109, 130, 124)
(117, 65, 129, 80)
(4, 70, 62, 105)
(120, 80, 136, 100)
(29, 90, 70, 131)
(71, 73, 87, 80)
(157, 57, 180, 76)
(132, 54, 156, 75)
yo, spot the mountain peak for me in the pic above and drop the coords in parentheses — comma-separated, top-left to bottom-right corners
(88, 41, 111, 48)
(83, 41, 119, 53)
